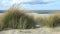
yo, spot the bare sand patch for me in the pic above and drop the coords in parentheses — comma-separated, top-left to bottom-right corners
(0, 27, 60, 34)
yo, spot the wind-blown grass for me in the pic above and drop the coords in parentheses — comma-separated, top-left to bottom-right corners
(51, 14, 60, 27)
(46, 13, 60, 27)
(0, 9, 25, 30)
(0, 8, 36, 31)
(35, 14, 60, 27)
(0, 7, 60, 31)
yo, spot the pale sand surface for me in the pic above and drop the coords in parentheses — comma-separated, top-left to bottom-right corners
(0, 27, 60, 34)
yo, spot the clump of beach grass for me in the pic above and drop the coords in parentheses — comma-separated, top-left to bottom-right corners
(0, 7, 36, 31)
(0, 8, 25, 30)
(52, 14, 60, 27)
(39, 13, 60, 27)
(48, 13, 60, 27)
(36, 14, 60, 27)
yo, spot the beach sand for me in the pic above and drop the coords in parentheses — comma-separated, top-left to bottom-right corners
(0, 27, 60, 34)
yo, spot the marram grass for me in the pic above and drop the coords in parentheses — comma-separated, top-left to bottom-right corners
(0, 8, 60, 31)
(35, 14, 60, 27)
(0, 9, 25, 30)
(51, 14, 60, 27)
(46, 14, 60, 27)
(0, 8, 36, 31)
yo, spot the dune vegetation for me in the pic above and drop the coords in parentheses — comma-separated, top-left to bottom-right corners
(50, 14, 60, 27)
(0, 7, 36, 31)
(0, 6, 60, 31)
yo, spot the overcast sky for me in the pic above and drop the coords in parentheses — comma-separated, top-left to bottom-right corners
(0, 0, 60, 10)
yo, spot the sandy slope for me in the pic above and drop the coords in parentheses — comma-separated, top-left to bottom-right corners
(0, 27, 60, 34)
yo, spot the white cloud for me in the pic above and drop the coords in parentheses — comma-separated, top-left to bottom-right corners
(19, 0, 55, 4)
(0, 0, 56, 10)
(19, 0, 55, 2)
(12, 0, 34, 4)
(0, 0, 11, 7)
(41, 0, 55, 2)
(0, 0, 55, 5)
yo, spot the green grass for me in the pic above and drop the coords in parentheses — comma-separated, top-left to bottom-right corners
(0, 8, 36, 31)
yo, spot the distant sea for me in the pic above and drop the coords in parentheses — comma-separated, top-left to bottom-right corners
(0, 10, 60, 14)
(0, 10, 4, 16)
(0, 10, 60, 16)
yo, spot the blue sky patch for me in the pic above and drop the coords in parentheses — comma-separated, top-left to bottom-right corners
(0, 0, 60, 10)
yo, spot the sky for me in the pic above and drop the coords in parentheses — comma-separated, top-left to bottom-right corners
(0, 0, 60, 10)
